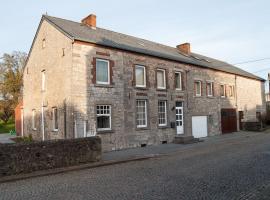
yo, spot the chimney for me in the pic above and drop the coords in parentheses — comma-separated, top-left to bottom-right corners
(81, 14, 96, 29)
(176, 43, 191, 54)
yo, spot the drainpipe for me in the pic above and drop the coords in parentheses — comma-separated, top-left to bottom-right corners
(41, 104, 45, 141)
(63, 99, 67, 139)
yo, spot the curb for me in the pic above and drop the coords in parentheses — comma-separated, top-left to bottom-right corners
(0, 154, 160, 184)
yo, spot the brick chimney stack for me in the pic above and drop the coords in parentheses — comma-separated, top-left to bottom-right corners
(81, 14, 96, 29)
(177, 43, 191, 55)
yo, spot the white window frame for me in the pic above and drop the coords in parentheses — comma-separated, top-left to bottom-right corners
(52, 107, 58, 131)
(158, 100, 167, 126)
(135, 65, 146, 88)
(175, 71, 182, 90)
(206, 81, 213, 97)
(96, 105, 112, 131)
(41, 70, 46, 91)
(96, 59, 110, 85)
(220, 84, 226, 98)
(32, 109, 36, 130)
(157, 69, 166, 89)
(136, 100, 147, 128)
(194, 80, 202, 96)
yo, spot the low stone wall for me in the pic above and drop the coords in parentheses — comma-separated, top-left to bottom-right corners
(0, 137, 101, 177)
(243, 122, 266, 132)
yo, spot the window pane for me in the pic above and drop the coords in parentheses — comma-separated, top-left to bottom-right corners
(158, 101, 167, 126)
(220, 85, 225, 96)
(97, 116, 110, 129)
(195, 82, 201, 95)
(157, 70, 165, 88)
(136, 100, 147, 127)
(175, 72, 181, 89)
(96, 60, 109, 83)
(136, 66, 145, 86)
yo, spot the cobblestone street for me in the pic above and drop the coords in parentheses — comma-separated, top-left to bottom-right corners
(1, 132, 270, 200)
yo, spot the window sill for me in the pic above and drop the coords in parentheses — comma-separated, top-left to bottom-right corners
(52, 129, 58, 133)
(158, 125, 171, 129)
(135, 86, 148, 90)
(94, 84, 114, 88)
(97, 129, 114, 134)
(136, 127, 149, 131)
(32, 128, 37, 131)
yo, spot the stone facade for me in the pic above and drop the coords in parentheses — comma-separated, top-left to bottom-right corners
(23, 18, 266, 152)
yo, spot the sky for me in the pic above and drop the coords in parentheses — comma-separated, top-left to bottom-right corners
(0, 0, 270, 87)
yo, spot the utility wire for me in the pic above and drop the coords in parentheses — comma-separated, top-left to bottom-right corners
(232, 57, 270, 65)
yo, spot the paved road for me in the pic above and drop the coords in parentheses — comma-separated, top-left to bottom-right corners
(1, 132, 270, 200)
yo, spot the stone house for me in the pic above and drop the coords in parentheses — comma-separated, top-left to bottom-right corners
(22, 14, 266, 151)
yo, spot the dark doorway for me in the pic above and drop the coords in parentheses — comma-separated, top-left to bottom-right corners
(221, 109, 237, 134)
(239, 111, 244, 130)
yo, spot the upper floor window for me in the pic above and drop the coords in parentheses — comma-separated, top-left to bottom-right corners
(194, 81, 202, 96)
(135, 65, 146, 88)
(96, 105, 111, 131)
(228, 85, 234, 97)
(206, 82, 213, 97)
(157, 69, 166, 89)
(41, 70, 46, 91)
(52, 107, 58, 131)
(32, 109, 37, 130)
(220, 84, 226, 97)
(175, 71, 182, 90)
(96, 59, 110, 85)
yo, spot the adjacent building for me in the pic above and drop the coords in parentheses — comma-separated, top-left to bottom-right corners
(22, 14, 266, 151)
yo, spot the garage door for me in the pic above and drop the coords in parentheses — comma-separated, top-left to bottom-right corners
(192, 116, 208, 138)
(221, 109, 237, 134)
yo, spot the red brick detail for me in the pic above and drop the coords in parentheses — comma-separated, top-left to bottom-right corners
(96, 51, 110, 57)
(91, 58, 96, 84)
(176, 43, 191, 54)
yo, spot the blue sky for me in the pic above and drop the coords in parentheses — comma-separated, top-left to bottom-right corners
(0, 0, 270, 84)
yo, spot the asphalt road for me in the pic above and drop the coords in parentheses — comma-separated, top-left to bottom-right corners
(1, 132, 270, 200)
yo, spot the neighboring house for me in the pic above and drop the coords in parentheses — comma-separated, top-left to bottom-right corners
(22, 14, 266, 151)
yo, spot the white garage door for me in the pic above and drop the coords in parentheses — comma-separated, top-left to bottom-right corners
(192, 116, 208, 138)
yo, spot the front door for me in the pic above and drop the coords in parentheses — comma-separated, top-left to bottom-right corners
(176, 102, 184, 134)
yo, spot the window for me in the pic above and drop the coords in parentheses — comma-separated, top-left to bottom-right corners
(52, 107, 58, 131)
(194, 81, 202, 96)
(158, 101, 167, 126)
(96, 105, 111, 131)
(42, 38, 46, 49)
(136, 100, 147, 128)
(206, 82, 213, 97)
(175, 72, 182, 90)
(32, 109, 36, 130)
(220, 84, 226, 97)
(41, 70, 46, 91)
(228, 86, 234, 97)
(135, 65, 146, 87)
(157, 69, 166, 89)
(96, 59, 110, 85)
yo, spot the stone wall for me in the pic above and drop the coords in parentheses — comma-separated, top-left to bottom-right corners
(0, 137, 101, 177)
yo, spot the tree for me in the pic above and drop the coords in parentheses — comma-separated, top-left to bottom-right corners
(0, 51, 27, 123)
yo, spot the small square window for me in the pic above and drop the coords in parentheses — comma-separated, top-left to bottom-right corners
(157, 69, 166, 89)
(135, 65, 146, 87)
(96, 59, 110, 85)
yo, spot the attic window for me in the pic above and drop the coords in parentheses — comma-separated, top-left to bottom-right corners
(42, 38, 46, 49)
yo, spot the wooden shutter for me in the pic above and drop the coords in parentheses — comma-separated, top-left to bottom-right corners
(91, 58, 96, 84)
(109, 60, 114, 85)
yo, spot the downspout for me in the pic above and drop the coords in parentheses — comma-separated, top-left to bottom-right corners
(64, 99, 67, 139)
(41, 103, 45, 141)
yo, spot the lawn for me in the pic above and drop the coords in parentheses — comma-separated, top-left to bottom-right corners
(0, 119, 15, 134)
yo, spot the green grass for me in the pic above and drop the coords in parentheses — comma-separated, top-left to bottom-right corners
(0, 119, 15, 134)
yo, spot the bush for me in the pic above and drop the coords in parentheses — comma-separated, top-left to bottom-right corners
(12, 134, 33, 143)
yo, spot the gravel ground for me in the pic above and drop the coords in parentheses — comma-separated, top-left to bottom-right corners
(1, 132, 270, 200)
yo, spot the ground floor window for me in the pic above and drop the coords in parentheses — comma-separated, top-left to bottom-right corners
(52, 107, 58, 131)
(97, 105, 111, 131)
(158, 100, 167, 126)
(136, 100, 147, 128)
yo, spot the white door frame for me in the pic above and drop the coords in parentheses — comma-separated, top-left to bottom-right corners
(176, 102, 184, 134)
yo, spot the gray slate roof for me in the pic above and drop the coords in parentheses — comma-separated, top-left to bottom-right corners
(43, 15, 264, 81)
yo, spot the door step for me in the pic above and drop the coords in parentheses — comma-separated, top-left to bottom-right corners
(173, 136, 202, 144)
